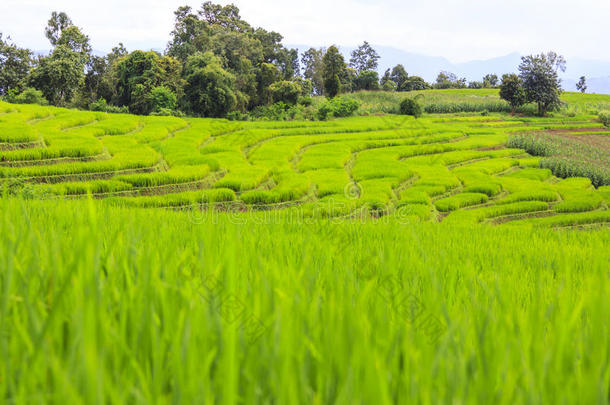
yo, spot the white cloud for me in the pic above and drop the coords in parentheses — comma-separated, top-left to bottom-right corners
(1, 0, 608, 62)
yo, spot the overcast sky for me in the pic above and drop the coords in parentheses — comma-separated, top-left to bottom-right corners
(1, 0, 609, 62)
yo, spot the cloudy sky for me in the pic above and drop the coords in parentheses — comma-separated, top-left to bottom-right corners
(1, 0, 609, 62)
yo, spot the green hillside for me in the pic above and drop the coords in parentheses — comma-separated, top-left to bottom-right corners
(2, 91, 610, 402)
(1, 98, 609, 227)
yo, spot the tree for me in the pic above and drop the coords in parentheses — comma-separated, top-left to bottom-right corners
(339, 67, 357, 93)
(576, 76, 587, 93)
(268, 80, 301, 105)
(115, 51, 183, 114)
(183, 51, 236, 117)
(56, 25, 91, 59)
(166, 2, 301, 110)
(301, 48, 324, 95)
(81, 43, 128, 105)
(28, 45, 85, 105)
(435, 71, 466, 89)
(275, 48, 300, 80)
(199, 1, 251, 32)
(0, 34, 32, 95)
(322, 46, 346, 98)
(468, 81, 484, 89)
(390, 65, 409, 90)
(257, 62, 280, 105)
(166, 6, 209, 62)
(29, 12, 91, 106)
(499, 73, 526, 113)
(354, 70, 380, 91)
(402, 76, 429, 91)
(349, 41, 380, 74)
(45, 11, 73, 46)
(483, 74, 499, 87)
(519, 52, 565, 116)
(382, 80, 397, 91)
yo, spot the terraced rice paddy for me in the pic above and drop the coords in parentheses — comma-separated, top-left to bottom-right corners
(1, 101, 608, 228)
(2, 97, 610, 403)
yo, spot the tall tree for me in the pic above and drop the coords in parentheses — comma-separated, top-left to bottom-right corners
(56, 25, 91, 64)
(301, 47, 324, 95)
(0, 33, 32, 95)
(166, 6, 209, 62)
(183, 51, 236, 117)
(519, 52, 565, 116)
(576, 76, 587, 93)
(45, 11, 73, 46)
(322, 46, 346, 98)
(115, 50, 183, 114)
(256, 62, 280, 105)
(199, 1, 251, 32)
(354, 70, 380, 91)
(483, 74, 499, 87)
(390, 65, 409, 90)
(82, 44, 127, 105)
(28, 45, 86, 105)
(349, 41, 379, 74)
(29, 13, 91, 105)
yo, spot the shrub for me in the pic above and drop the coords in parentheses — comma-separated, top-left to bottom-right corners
(317, 97, 359, 120)
(227, 111, 250, 121)
(89, 98, 129, 114)
(599, 111, 610, 127)
(150, 108, 185, 117)
(150, 86, 177, 112)
(399, 98, 422, 118)
(299, 96, 313, 107)
(6, 88, 48, 105)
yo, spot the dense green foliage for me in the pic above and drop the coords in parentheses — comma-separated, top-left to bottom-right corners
(399, 98, 422, 117)
(317, 97, 360, 120)
(519, 52, 565, 116)
(499, 73, 526, 111)
(322, 46, 345, 98)
(0, 34, 32, 96)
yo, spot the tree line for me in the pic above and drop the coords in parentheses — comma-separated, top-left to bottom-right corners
(0, 2, 583, 118)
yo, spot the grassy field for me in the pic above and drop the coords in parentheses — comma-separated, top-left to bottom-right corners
(1, 92, 610, 402)
(1, 199, 609, 403)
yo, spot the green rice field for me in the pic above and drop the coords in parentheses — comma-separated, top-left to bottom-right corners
(1, 94, 610, 403)
(1, 99, 609, 226)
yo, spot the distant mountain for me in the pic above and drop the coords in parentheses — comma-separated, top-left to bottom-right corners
(288, 44, 610, 94)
